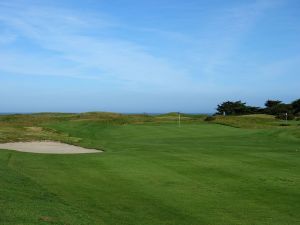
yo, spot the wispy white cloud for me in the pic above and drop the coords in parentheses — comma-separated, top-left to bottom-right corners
(0, 0, 292, 95)
(1, 0, 299, 112)
(0, 1, 192, 91)
(193, 0, 283, 78)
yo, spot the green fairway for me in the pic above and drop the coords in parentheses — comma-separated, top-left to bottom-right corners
(0, 114, 300, 225)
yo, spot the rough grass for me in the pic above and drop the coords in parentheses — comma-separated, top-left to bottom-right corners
(210, 114, 300, 129)
(0, 112, 206, 143)
(0, 113, 300, 225)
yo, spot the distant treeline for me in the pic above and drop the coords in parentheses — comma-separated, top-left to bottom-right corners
(215, 99, 300, 120)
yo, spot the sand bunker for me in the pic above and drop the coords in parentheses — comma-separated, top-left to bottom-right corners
(0, 141, 101, 154)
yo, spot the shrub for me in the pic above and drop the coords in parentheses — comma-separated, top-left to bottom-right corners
(204, 116, 216, 121)
(279, 123, 291, 126)
(275, 113, 295, 120)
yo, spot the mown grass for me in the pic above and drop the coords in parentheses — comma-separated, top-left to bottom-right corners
(0, 113, 300, 225)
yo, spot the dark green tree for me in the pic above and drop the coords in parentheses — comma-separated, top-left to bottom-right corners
(265, 100, 281, 108)
(266, 103, 293, 115)
(291, 99, 300, 114)
(216, 101, 249, 115)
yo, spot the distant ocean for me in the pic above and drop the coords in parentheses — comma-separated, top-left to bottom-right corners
(0, 112, 213, 115)
(0, 112, 34, 115)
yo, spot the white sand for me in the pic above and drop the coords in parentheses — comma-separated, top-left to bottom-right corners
(0, 141, 102, 154)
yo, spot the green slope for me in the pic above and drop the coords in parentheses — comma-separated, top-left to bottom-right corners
(0, 121, 300, 225)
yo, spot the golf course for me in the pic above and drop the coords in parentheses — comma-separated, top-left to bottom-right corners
(0, 113, 299, 225)
(1, 0, 300, 224)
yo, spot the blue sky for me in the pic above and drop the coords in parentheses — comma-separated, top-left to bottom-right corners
(0, 0, 299, 113)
